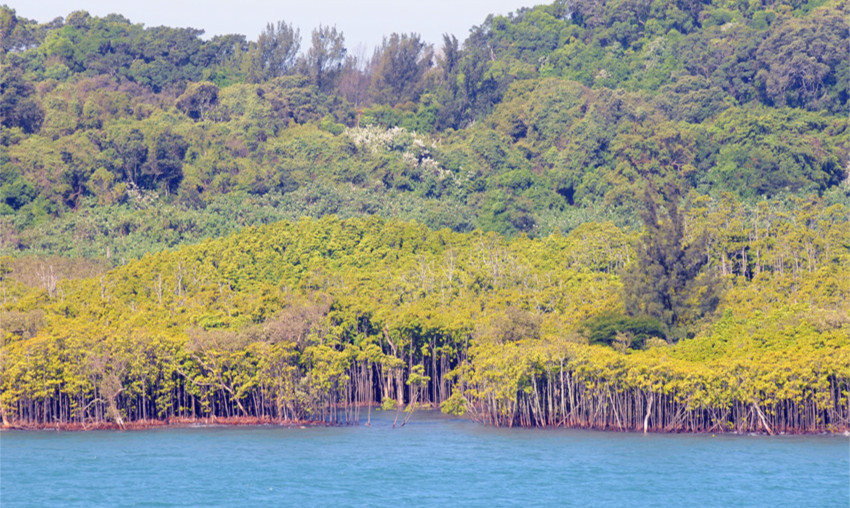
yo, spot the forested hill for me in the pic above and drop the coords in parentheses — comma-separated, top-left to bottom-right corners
(0, 1, 848, 431)
(0, 0, 847, 261)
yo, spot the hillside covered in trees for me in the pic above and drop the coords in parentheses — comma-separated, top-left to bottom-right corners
(0, 0, 847, 432)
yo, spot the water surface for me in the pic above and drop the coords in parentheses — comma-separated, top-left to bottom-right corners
(2, 411, 848, 507)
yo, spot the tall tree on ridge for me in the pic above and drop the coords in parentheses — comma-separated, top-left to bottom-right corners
(304, 24, 346, 93)
(370, 33, 433, 105)
(250, 20, 301, 82)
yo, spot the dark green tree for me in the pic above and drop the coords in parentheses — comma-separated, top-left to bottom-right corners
(0, 6, 39, 54)
(370, 33, 432, 105)
(437, 34, 459, 83)
(621, 182, 720, 340)
(250, 21, 301, 82)
(142, 130, 188, 195)
(110, 128, 148, 186)
(303, 25, 345, 93)
(0, 65, 44, 133)
(58, 150, 91, 208)
(432, 34, 463, 129)
(176, 81, 220, 121)
(0, 168, 35, 213)
(583, 312, 666, 350)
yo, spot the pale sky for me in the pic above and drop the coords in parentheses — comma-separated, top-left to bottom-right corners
(7, 0, 539, 52)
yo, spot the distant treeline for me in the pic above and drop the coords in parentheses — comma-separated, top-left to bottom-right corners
(1, 0, 847, 260)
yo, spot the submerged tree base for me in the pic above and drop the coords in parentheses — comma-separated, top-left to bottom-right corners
(467, 417, 850, 436)
(0, 416, 333, 432)
(2, 414, 846, 434)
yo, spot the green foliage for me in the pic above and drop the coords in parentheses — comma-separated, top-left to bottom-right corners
(175, 81, 219, 121)
(370, 33, 433, 106)
(303, 25, 345, 93)
(0, 169, 36, 212)
(621, 183, 721, 340)
(583, 312, 666, 349)
(708, 106, 846, 196)
(0, 2, 846, 253)
(0, 203, 846, 429)
(249, 21, 300, 82)
(0, 65, 43, 133)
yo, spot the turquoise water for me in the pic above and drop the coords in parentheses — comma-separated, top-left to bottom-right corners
(2, 411, 848, 507)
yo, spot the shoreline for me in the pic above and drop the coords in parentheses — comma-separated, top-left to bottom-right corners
(2, 415, 847, 435)
(0, 416, 334, 432)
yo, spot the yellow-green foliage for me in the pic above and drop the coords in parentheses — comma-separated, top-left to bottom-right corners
(0, 201, 847, 431)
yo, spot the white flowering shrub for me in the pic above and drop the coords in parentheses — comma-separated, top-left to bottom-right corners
(345, 125, 458, 185)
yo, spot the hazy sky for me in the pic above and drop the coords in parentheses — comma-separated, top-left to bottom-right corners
(8, 1, 538, 52)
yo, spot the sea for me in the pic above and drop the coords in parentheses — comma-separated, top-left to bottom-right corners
(2, 410, 848, 507)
